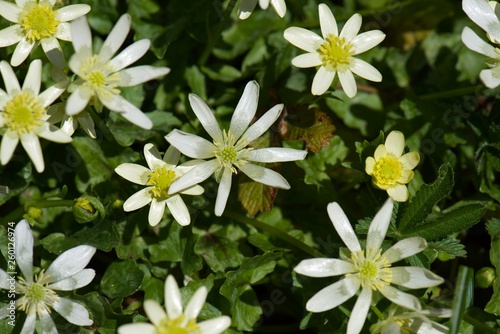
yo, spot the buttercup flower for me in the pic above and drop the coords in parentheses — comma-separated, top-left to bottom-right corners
(165, 80, 307, 216)
(0, 219, 96, 333)
(115, 143, 204, 226)
(0, 0, 90, 67)
(117, 275, 231, 334)
(365, 131, 419, 202)
(283, 4, 385, 97)
(66, 14, 170, 130)
(0, 59, 72, 172)
(238, 0, 286, 19)
(294, 199, 444, 334)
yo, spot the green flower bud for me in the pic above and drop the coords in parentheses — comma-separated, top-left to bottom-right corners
(475, 267, 496, 289)
(73, 195, 105, 224)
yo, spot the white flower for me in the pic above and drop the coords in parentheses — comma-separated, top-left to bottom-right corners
(238, 0, 286, 19)
(0, 0, 90, 67)
(115, 143, 204, 226)
(66, 14, 170, 130)
(365, 131, 420, 202)
(165, 80, 307, 216)
(294, 199, 444, 334)
(462, 0, 500, 43)
(370, 305, 451, 334)
(283, 4, 385, 97)
(117, 275, 231, 334)
(0, 219, 96, 334)
(0, 59, 72, 173)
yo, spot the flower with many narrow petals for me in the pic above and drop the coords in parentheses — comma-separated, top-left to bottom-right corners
(0, 59, 72, 172)
(283, 4, 385, 97)
(0, 0, 90, 67)
(0, 219, 96, 334)
(294, 199, 444, 334)
(370, 305, 451, 334)
(118, 275, 231, 334)
(165, 81, 307, 216)
(238, 0, 286, 19)
(115, 143, 204, 226)
(65, 14, 170, 130)
(365, 131, 419, 202)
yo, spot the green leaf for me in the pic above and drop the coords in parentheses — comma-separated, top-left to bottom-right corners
(401, 203, 485, 240)
(428, 237, 467, 258)
(185, 65, 207, 100)
(485, 219, 500, 315)
(148, 221, 186, 263)
(72, 137, 113, 192)
(238, 180, 277, 217)
(0, 161, 32, 207)
(141, 276, 164, 304)
(449, 266, 474, 334)
(397, 163, 454, 232)
(181, 232, 203, 276)
(220, 252, 280, 331)
(101, 260, 145, 299)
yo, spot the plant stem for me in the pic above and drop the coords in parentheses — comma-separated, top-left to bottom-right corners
(225, 211, 325, 258)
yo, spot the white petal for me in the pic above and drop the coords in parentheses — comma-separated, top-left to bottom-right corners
(0, 269, 11, 289)
(311, 66, 335, 95)
(270, 0, 286, 17)
(168, 160, 219, 194)
(241, 104, 283, 143)
(70, 16, 92, 54)
(115, 163, 150, 185)
(347, 286, 372, 334)
(100, 94, 153, 130)
(99, 14, 131, 62)
(283, 27, 323, 53)
(461, 26, 498, 58)
(20, 132, 44, 172)
(0, 25, 23, 47)
(180, 184, 204, 196)
(77, 110, 97, 138)
(391, 267, 444, 289)
(39, 83, 67, 108)
(340, 13, 362, 41)
(214, 168, 232, 216)
(379, 285, 422, 310)
(247, 147, 307, 163)
(319, 3, 338, 38)
(383, 237, 427, 264)
(37, 123, 73, 143)
(41, 37, 65, 68)
(0, 132, 19, 166)
(165, 129, 217, 159)
(143, 143, 164, 170)
(197, 316, 232, 334)
(188, 93, 223, 143)
(351, 30, 386, 55)
(110, 40, 150, 71)
(118, 65, 170, 87)
(11, 37, 35, 67)
(463, 0, 500, 41)
(387, 184, 409, 202)
(45, 245, 96, 283)
(385, 131, 405, 157)
(0, 0, 21, 22)
(294, 258, 355, 277)
(184, 286, 208, 319)
(306, 276, 360, 312)
(291, 52, 323, 68)
(327, 202, 361, 253)
(238, 0, 258, 19)
(118, 323, 156, 334)
(0, 60, 20, 94)
(52, 297, 93, 326)
(230, 81, 259, 140)
(123, 188, 153, 211)
(55, 4, 90, 22)
(349, 58, 382, 82)
(239, 163, 290, 189)
(165, 275, 183, 319)
(163, 145, 180, 165)
(38, 309, 57, 334)
(65, 85, 91, 115)
(15, 220, 34, 281)
(366, 198, 393, 255)
(143, 300, 167, 327)
(479, 68, 500, 88)
(19, 312, 37, 334)
(338, 70, 357, 98)
(47, 268, 95, 290)
(166, 195, 191, 226)
(148, 198, 166, 226)
(54, 22, 71, 41)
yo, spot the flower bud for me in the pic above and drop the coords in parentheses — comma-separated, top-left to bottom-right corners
(73, 195, 105, 223)
(475, 267, 496, 289)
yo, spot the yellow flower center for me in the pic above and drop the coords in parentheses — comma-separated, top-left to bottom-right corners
(20, 3, 60, 42)
(213, 130, 251, 174)
(147, 166, 178, 199)
(318, 34, 355, 71)
(79, 55, 121, 96)
(350, 249, 392, 290)
(4, 92, 46, 135)
(156, 314, 200, 334)
(17, 271, 59, 316)
(372, 155, 403, 189)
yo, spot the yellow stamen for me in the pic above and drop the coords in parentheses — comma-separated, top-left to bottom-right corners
(213, 130, 251, 174)
(318, 34, 355, 71)
(17, 271, 59, 316)
(79, 55, 121, 96)
(147, 166, 178, 199)
(156, 314, 200, 334)
(349, 249, 392, 290)
(372, 156, 403, 189)
(20, 3, 60, 42)
(3, 92, 46, 135)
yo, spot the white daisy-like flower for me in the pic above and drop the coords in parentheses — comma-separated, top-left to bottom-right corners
(365, 131, 420, 202)
(238, 0, 286, 19)
(115, 143, 205, 226)
(65, 14, 170, 130)
(165, 80, 308, 216)
(0, 219, 96, 334)
(370, 305, 451, 334)
(117, 275, 231, 334)
(294, 199, 444, 334)
(462, 0, 500, 43)
(283, 3, 386, 97)
(0, 59, 72, 173)
(0, 0, 90, 67)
